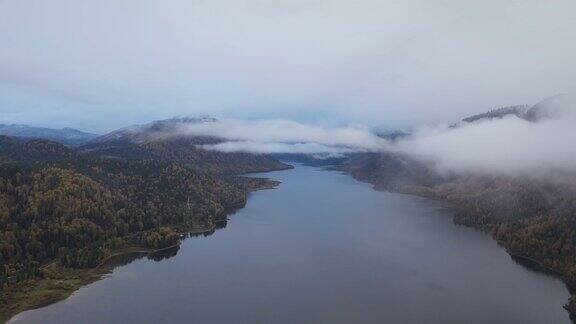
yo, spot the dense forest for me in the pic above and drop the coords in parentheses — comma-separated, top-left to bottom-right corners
(0, 131, 288, 319)
(339, 151, 576, 318)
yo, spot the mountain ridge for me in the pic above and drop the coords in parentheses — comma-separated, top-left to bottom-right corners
(0, 124, 98, 146)
(79, 117, 290, 174)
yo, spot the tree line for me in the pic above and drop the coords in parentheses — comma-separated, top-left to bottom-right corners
(0, 140, 249, 288)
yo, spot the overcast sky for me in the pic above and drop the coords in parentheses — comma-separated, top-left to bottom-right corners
(1, 0, 575, 133)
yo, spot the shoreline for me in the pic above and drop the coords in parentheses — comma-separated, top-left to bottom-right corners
(1, 225, 218, 324)
(1, 175, 283, 323)
(4, 164, 571, 322)
(337, 165, 576, 322)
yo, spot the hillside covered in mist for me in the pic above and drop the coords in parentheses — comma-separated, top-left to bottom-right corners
(337, 95, 576, 318)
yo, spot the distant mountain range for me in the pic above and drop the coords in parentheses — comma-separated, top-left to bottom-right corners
(0, 124, 98, 146)
(79, 117, 288, 174)
(3, 93, 569, 149)
(0, 117, 288, 174)
(0, 116, 291, 175)
(93, 117, 218, 144)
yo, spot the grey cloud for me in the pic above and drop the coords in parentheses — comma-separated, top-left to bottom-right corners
(168, 119, 388, 154)
(1, 0, 575, 130)
(199, 142, 356, 155)
(176, 119, 386, 151)
(192, 96, 576, 177)
(393, 95, 576, 176)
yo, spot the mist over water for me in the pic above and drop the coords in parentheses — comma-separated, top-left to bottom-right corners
(11, 166, 570, 324)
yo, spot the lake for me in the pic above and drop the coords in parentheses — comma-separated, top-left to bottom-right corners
(11, 165, 571, 323)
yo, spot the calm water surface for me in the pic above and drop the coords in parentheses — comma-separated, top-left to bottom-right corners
(12, 165, 571, 323)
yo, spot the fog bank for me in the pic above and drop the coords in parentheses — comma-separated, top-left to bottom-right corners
(176, 119, 387, 153)
(180, 95, 576, 177)
(394, 95, 576, 176)
(2, 0, 576, 131)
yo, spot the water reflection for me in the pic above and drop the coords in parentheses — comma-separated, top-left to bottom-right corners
(101, 252, 149, 271)
(102, 222, 228, 270)
(147, 245, 180, 262)
(511, 255, 563, 278)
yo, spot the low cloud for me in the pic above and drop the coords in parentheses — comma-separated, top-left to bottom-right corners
(175, 119, 387, 154)
(393, 95, 576, 177)
(166, 95, 576, 176)
(200, 141, 355, 155)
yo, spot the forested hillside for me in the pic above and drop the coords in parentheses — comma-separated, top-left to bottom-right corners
(0, 133, 288, 321)
(80, 118, 290, 174)
(0, 159, 245, 280)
